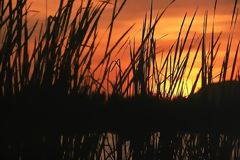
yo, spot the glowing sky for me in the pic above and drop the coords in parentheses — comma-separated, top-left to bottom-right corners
(27, 0, 240, 95)
(29, 0, 239, 55)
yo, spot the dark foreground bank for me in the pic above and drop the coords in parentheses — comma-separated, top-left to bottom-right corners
(1, 96, 240, 160)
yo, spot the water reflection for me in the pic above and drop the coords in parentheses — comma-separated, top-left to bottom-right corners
(4, 132, 240, 160)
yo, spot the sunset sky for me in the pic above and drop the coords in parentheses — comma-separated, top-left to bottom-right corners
(26, 0, 240, 95)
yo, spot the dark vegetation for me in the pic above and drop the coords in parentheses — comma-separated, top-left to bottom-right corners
(1, 0, 240, 159)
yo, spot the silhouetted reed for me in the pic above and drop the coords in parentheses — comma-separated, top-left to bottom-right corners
(1, 0, 240, 160)
(1, 0, 239, 100)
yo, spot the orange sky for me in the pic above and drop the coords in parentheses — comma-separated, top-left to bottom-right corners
(26, 0, 240, 96)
